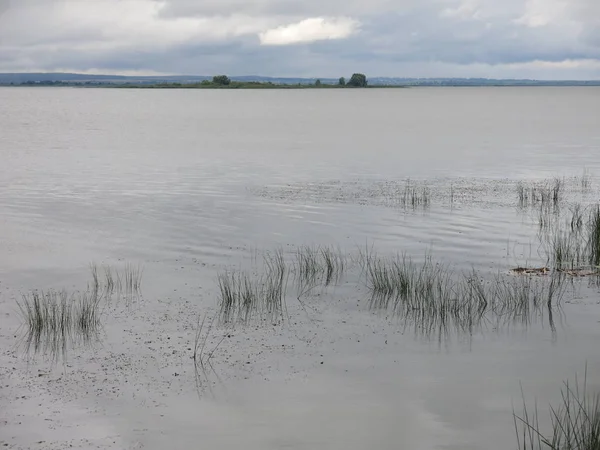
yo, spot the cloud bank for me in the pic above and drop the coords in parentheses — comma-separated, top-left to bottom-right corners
(0, 0, 598, 78)
(259, 17, 359, 45)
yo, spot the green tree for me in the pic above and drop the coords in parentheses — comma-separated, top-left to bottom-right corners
(338, 77, 346, 86)
(315, 79, 322, 87)
(212, 75, 231, 85)
(347, 73, 367, 87)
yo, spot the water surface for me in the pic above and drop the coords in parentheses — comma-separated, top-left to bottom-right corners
(1, 87, 599, 450)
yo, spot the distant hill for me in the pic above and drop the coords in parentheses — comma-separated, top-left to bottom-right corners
(0, 72, 599, 86)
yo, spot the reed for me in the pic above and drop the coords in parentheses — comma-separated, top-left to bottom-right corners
(587, 206, 600, 267)
(517, 178, 563, 209)
(89, 261, 143, 300)
(515, 367, 600, 450)
(540, 204, 600, 270)
(193, 314, 226, 396)
(217, 267, 287, 325)
(399, 180, 430, 209)
(294, 245, 345, 291)
(17, 289, 102, 360)
(364, 250, 565, 339)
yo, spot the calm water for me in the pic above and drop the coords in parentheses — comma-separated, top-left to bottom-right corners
(1, 86, 600, 450)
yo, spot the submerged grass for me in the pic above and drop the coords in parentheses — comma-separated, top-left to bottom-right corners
(515, 367, 600, 450)
(17, 289, 102, 360)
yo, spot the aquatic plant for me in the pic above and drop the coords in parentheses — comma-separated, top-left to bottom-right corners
(295, 245, 322, 286)
(517, 178, 563, 209)
(293, 244, 345, 291)
(399, 179, 430, 209)
(17, 289, 102, 360)
(539, 204, 600, 271)
(362, 250, 565, 339)
(321, 246, 345, 286)
(89, 261, 143, 300)
(514, 367, 600, 450)
(587, 206, 600, 267)
(217, 267, 288, 325)
(193, 314, 226, 396)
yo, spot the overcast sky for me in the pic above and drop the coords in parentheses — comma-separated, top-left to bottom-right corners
(1, 0, 599, 79)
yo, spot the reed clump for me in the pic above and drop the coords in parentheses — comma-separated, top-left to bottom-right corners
(517, 178, 563, 209)
(294, 245, 345, 289)
(361, 250, 565, 338)
(540, 204, 600, 272)
(17, 289, 102, 360)
(399, 180, 431, 209)
(89, 262, 143, 299)
(514, 368, 600, 450)
(217, 265, 288, 325)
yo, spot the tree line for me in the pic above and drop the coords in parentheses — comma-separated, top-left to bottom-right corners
(210, 73, 369, 87)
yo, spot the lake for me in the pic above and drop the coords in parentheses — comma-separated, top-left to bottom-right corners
(1, 86, 599, 450)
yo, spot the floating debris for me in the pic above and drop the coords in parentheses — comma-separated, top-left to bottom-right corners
(557, 267, 600, 277)
(511, 267, 550, 276)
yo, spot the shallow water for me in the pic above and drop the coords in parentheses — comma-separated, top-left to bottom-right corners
(1, 86, 600, 450)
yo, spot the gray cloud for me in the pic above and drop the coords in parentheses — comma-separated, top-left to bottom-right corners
(0, 0, 598, 78)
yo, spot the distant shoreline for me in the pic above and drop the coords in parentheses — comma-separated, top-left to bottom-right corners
(1, 73, 599, 88)
(3, 82, 600, 89)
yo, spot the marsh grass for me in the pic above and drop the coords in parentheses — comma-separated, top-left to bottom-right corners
(518, 178, 563, 209)
(537, 204, 562, 232)
(193, 314, 226, 396)
(295, 245, 322, 287)
(362, 250, 565, 338)
(547, 231, 586, 270)
(89, 262, 143, 301)
(399, 180, 430, 210)
(581, 169, 592, 190)
(294, 245, 345, 292)
(217, 266, 288, 325)
(515, 367, 600, 450)
(321, 246, 345, 286)
(540, 204, 600, 271)
(17, 289, 102, 360)
(587, 206, 600, 267)
(571, 168, 593, 192)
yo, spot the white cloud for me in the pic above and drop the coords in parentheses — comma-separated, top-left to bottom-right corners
(0, 1, 273, 51)
(441, 0, 481, 20)
(0, 0, 598, 78)
(515, 0, 569, 28)
(259, 17, 359, 45)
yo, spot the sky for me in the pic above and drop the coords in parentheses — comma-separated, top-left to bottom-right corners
(0, 0, 599, 79)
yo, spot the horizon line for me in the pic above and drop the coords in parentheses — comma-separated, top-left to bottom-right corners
(1, 71, 600, 82)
